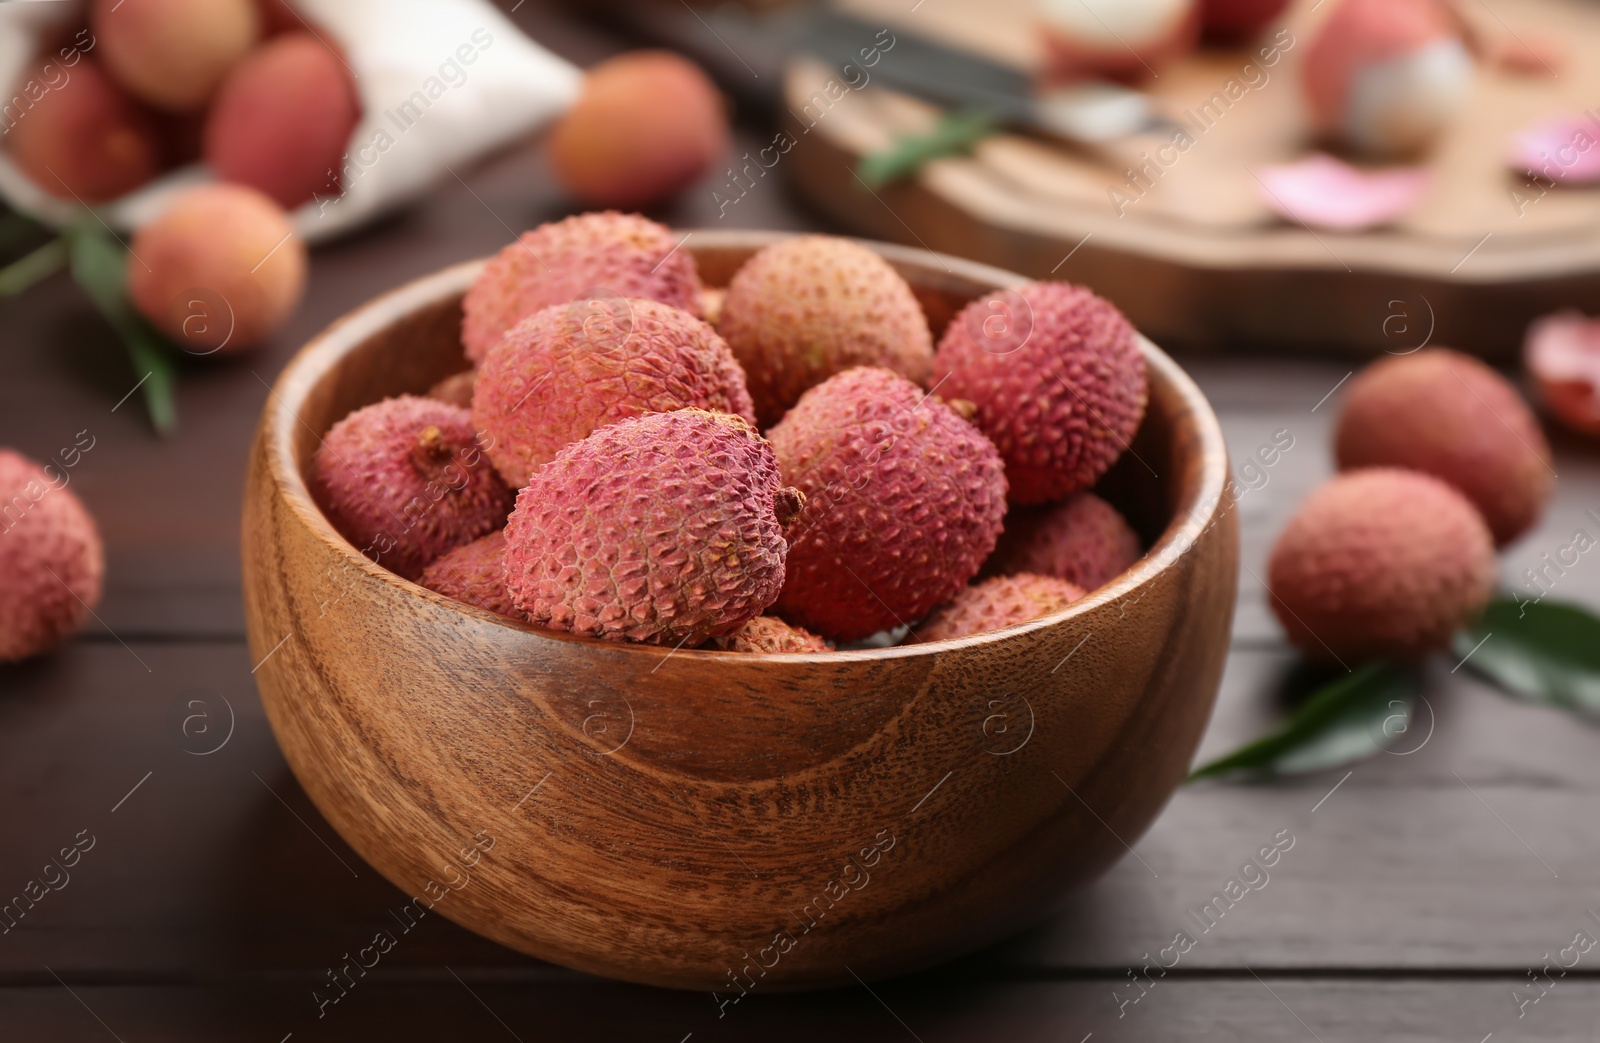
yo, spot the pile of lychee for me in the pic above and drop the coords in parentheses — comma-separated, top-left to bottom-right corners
(9, 0, 357, 211)
(311, 211, 1153, 653)
(1267, 348, 1553, 663)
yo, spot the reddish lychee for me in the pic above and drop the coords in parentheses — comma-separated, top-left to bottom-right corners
(311, 396, 512, 580)
(473, 297, 755, 488)
(934, 281, 1147, 505)
(915, 573, 1086, 643)
(768, 367, 1008, 642)
(709, 616, 833, 653)
(986, 491, 1142, 590)
(0, 450, 104, 662)
(549, 51, 730, 210)
(460, 212, 702, 364)
(502, 410, 797, 645)
(1335, 348, 1552, 545)
(418, 530, 520, 620)
(1268, 468, 1495, 662)
(717, 236, 934, 425)
(427, 370, 476, 409)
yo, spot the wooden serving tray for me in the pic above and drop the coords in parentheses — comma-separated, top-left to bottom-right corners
(783, 0, 1600, 356)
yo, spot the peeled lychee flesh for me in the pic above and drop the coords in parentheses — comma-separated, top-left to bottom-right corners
(769, 367, 1008, 642)
(419, 530, 520, 620)
(1038, 0, 1199, 86)
(92, 0, 260, 111)
(934, 281, 1147, 505)
(203, 32, 360, 209)
(128, 184, 307, 354)
(1268, 468, 1495, 662)
(1524, 310, 1600, 436)
(718, 236, 934, 426)
(6, 56, 162, 203)
(473, 297, 755, 488)
(550, 50, 730, 210)
(915, 573, 1086, 643)
(1303, 0, 1471, 157)
(502, 410, 795, 646)
(0, 450, 104, 663)
(312, 396, 513, 581)
(710, 616, 833, 654)
(1335, 348, 1552, 545)
(460, 212, 703, 364)
(986, 491, 1142, 590)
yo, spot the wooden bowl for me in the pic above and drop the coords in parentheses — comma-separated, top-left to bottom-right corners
(242, 231, 1238, 991)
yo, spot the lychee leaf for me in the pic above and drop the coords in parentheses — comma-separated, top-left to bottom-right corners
(1452, 597, 1600, 719)
(1188, 661, 1420, 781)
(66, 221, 179, 436)
(0, 236, 68, 296)
(858, 109, 1000, 188)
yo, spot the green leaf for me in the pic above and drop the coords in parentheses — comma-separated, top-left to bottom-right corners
(0, 236, 67, 295)
(1453, 597, 1600, 718)
(66, 222, 179, 435)
(1189, 661, 1421, 781)
(857, 109, 1000, 188)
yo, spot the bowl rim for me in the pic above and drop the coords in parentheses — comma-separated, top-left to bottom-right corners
(261, 232, 1230, 662)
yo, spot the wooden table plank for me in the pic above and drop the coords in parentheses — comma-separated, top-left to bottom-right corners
(2, 977, 1594, 1041)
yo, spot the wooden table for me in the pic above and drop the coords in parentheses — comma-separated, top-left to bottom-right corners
(4, 3, 1600, 1039)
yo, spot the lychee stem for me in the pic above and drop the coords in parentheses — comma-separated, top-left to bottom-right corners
(775, 487, 806, 528)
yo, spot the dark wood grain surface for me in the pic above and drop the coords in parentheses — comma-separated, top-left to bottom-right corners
(4, 1, 1600, 1038)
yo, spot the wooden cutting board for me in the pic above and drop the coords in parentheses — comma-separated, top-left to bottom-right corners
(782, 0, 1600, 357)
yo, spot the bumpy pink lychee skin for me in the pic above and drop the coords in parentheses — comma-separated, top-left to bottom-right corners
(935, 281, 1147, 505)
(769, 367, 1008, 642)
(419, 530, 521, 619)
(985, 491, 1142, 591)
(472, 297, 756, 488)
(1268, 468, 1496, 662)
(710, 615, 833, 653)
(915, 573, 1086, 643)
(503, 410, 792, 645)
(0, 450, 104, 662)
(460, 212, 702, 363)
(312, 396, 513, 581)
(718, 235, 934, 425)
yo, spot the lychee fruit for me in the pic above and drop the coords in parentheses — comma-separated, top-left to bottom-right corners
(1524, 310, 1600, 436)
(709, 616, 833, 654)
(1334, 348, 1552, 545)
(6, 56, 163, 203)
(717, 236, 934, 426)
(92, 0, 261, 111)
(1038, 0, 1199, 86)
(985, 491, 1142, 590)
(1268, 468, 1495, 662)
(1303, 0, 1472, 158)
(128, 184, 307, 354)
(0, 450, 105, 662)
(460, 212, 703, 364)
(311, 396, 512, 580)
(915, 573, 1086, 643)
(502, 410, 798, 646)
(549, 51, 730, 210)
(934, 281, 1147, 505)
(203, 32, 361, 209)
(419, 530, 520, 620)
(472, 297, 755, 488)
(427, 370, 476, 409)
(768, 367, 1008, 642)
(1200, 0, 1289, 44)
